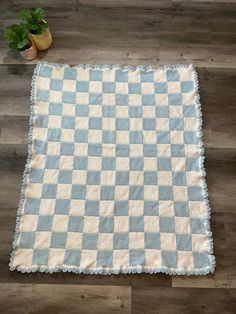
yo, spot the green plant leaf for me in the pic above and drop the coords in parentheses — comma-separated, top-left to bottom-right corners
(4, 23, 29, 51)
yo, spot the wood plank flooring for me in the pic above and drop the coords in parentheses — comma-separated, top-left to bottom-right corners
(0, 1, 235, 313)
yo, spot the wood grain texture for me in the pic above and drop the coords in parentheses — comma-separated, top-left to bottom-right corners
(0, 284, 131, 314)
(132, 286, 236, 314)
(0, 0, 236, 313)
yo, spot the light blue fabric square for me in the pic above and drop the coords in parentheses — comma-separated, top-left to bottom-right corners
(145, 232, 160, 249)
(102, 105, 116, 117)
(188, 186, 203, 201)
(143, 118, 156, 130)
(29, 169, 44, 183)
(90, 69, 102, 81)
(141, 71, 153, 82)
(58, 170, 72, 184)
(64, 249, 80, 265)
(102, 157, 116, 170)
(144, 201, 159, 216)
(193, 252, 209, 268)
(100, 186, 115, 200)
(97, 250, 113, 267)
(76, 104, 89, 116)
(89, 117, 102, 129)
(129, 131, 143, 144)
(170, 118, 183, 130)
(129, 186, 144, 200)
(129, 106, 142, 118)
(166, 69, 180, 82)
(115, 70, 128, 82)
(115, 94, 129, 106)
(71, 185, 86, 199)
(116, 171, 129, 185)
(159, 216, 175, 233)
(183, 105, 197, 117)
(73, 156, 88, 170)
(20, 232, 35, 248)
(102, 130, 116, 143)
(76, 81, 89, 92)
(156, 131, 170, 144)
(116, 118, 129, 131)
(113, 233, 129, 249)
(45, 156, 60, 169)
(162, 251, 177, 268)
(34, 140, 47, 154)
(159, 186, 173, 201)
(186, 157, 200, 171)
(50, 79, 63, 91)
(47, 128, 61, 142)
(99, 217, 114, 233)
(181, 81, 193, 93)
(172, 171, 186, 186)
(103, 82, 115, 93)
(51, 232, 67, 248)
(171, 144, 185, 157)
(74, 130, 88, 143)
(128, 83, 141, 94)
(184, 131, 199, 144)
(87, 171, 101, 185)
(144, 171, 158, 185)
(41, 184, 57, 199)
(39, 65, 52, 78)
(55, 199, 71, 214)
(156, 106, 169, 117)
(174, 202, 189, 217)
(129, 216, 144, 232)
(190, 218, 205, 234)
(176, 234, 192, 251)
(32, 249, 49, 265)
(89, 93, 102, 105)
(85, 201, 100, 216)
(142, 94, 155, 106)
(155, 82, 168, 94)
(68, 216, 84, 232)
(157, 158, 171, 171)
(35, 115, 48, 128)
(130, 157, 144, 170)
(168, 94, 182, 106)
(62, 91, 76, 104)
(64, 67, 77, 80)
(48, 102, 62, 116)
(114, 201, 129, 216)
(61, 116, 75, 129)
(82, 233, 98, 249)
(60, 142, 74, 156)
(129, 250, 145, 266)
(88, 143, 102, 156)
(24, 198, 40, 214)
(37, 89, 49, 102)
(116, 144, 130, 157)
(143, 144, 157, 157)
(37, 215, 53, 231)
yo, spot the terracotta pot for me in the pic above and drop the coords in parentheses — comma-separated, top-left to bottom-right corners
(20, 40, 37, 61)
(30, 21, 52, 50)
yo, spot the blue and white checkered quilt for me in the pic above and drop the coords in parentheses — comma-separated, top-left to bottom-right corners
(10, 62, 215, 275)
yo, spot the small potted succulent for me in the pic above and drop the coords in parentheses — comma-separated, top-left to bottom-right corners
(19, 8, 52, 50)
(4, 23, 37, 60)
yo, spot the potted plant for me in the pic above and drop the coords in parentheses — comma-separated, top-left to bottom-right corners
(4, 23, 37, 60)
(19, 8, 52, 50)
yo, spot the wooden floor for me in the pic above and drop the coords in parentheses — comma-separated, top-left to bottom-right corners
(0, 0, 236, 313)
